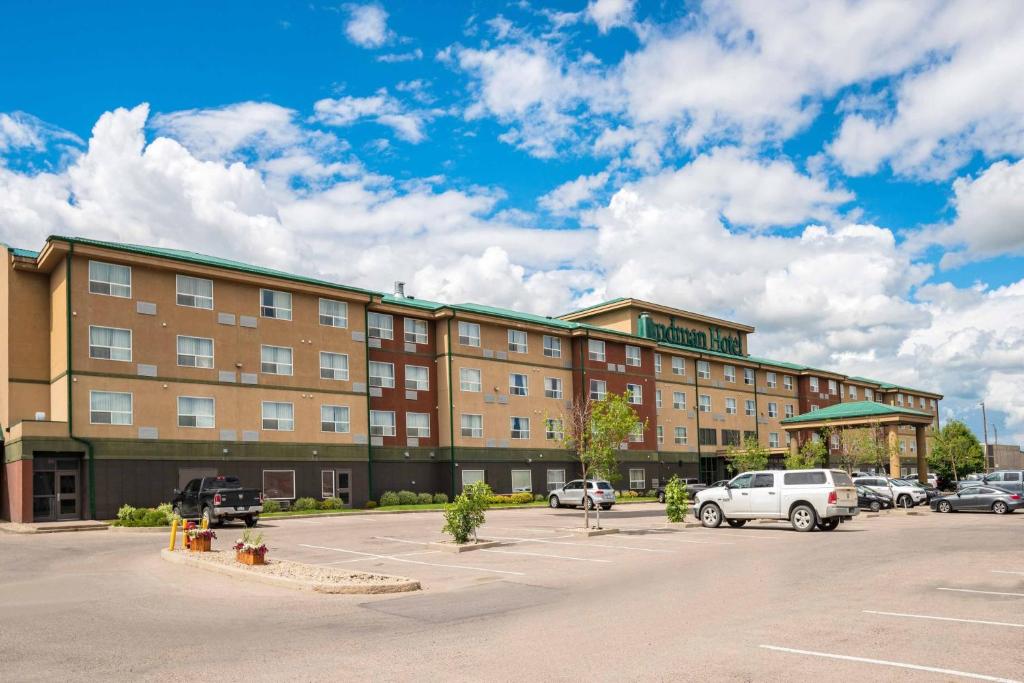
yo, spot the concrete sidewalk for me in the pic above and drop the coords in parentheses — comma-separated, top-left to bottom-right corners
(0, 519, 109, 534)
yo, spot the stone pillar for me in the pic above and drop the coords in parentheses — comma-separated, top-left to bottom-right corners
(887, 429, 900, 477)
(915, 425, 928, 483)
(789, 432, 799, 457)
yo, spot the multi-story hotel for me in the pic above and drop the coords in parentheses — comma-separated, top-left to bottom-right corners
(0, 236, 943, 522)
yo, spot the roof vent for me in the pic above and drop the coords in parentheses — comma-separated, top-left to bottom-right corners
(394, 281, 406, 297)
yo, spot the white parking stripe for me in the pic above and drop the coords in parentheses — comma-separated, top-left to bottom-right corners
(322, 550, 442, 565)
(938, 588, 1024, 598)
(864, 610, 1024, 628)
(760, 645, 1021, 683)
(622, 535, 734, 546)
(480, 548, 611, 563)
(484, 534, 673, 553)
(992, 570, 1024, 576)
(298, 543, 525, 576)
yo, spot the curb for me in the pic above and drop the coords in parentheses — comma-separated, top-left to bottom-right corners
(260, 499, 662, 523)
(0, 522, 110, 535)
(429, 540, 503, 554)
(160, 549, 420, 594)
(109, 525, 172, 534)
(570, 527, 620, 538)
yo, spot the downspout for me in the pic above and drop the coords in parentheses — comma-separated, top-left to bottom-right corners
(693, 354, 702, 480)
(66, 246, 96, 519)
(364, 303, 373, 500)
(445, 317, 456, 495)
(752, 364, 760, 444)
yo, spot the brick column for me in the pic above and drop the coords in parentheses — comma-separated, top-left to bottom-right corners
(887, 429, 900, 477)
(789, 432, 799, 457)
(915, 425, 928, 484)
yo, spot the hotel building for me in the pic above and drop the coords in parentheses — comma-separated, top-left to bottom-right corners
(0, 237, 943, 522)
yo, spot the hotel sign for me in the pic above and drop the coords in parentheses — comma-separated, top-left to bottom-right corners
(639, 315, 743, 356)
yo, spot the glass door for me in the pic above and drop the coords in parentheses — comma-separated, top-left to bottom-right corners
(57, 470, 80, 520)
(321, 470, 336, 499)
(32, 471, 56, 522)
(336, 469, 352, 507)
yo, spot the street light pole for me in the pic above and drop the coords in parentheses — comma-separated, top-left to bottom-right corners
(979, 402, 990, 471)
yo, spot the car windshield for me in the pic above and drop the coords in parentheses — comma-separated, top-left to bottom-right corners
(589, 481, 612, 490)
(204, 476, 241, 490)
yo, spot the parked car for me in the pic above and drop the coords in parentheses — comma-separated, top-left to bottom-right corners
(693, 469, 859, 532)
(856, 485, 893, 512)
(655, 478, 708, 503)
(958, 470, 1024, 495)
(172, 475, 263, 527)
(548, 479, 616, 510)
(894, 479, 940, 502)
(853, 476, 926, 508)
(930, 486, 1023, 514)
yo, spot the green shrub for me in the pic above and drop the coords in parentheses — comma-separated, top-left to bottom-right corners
(293, 497, 320, 511)
(511, 492, 534, 504)
(489, 494, 513, 504)
(262, 499, 282, 513)
(365, 501, 378, 509)
(397, 490, 417, 505)
(645, 489, 657, 498)
(432, 493, 448, 504)
(442, 482, 492, 544)
(320, 497, 343, 510)
(534, 494, 545, 502)
(142, 509, 167, 526)
(664, 476, 689, 523)
(379, 491, 400, 506)
(116, 504, 137, 522)
(156, 502, 175, 521)
(417, 492, 434, 504)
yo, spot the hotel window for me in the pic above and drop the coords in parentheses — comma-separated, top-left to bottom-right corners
(896, 393, 904, 405)
(544, 377, 563, 399)
(769, 432, 779, 448)
(88, 260, 131, 298)
(368, 312, 393, 339)
(786, 433, 792, 447)
(264, 471, 295, 501)
(176, 274, 213, 309)
(89, 326, 132, 361)
(673, 391, 686, 410)
(919, 396, 926, 408)
(899, 440, 906, 453)
(460, 368, 481, 392)
(461, 470, 485, 488)
(828, 379, 837, 395)
(929, 398, 936, 408)
(545, 418, 563, 440)
(767, 372, 777, 388)
(547, 469, 566, 492)
(368, 361, 395, 388)
(321, 405, 350, 433)
(404, 318, 428, 345)
(810, 405, 820, 412)
(831, 433, 840, 450)
(672, 357, 685, 375)
(590, 379, 607, 401)
(699, 394, 711, 413)
(849, 385, 858, 400)
(629, 468, 645, 489)
(319, 298, 348, 328)
(543, 335, 562, 358)
(260, 345, 292, 375)
(657, 425, 664, 445)
(262, 401, 294, 431)
(743, 368, 754, 385)
(458, 321, 480, 347)
(745, 399, 755, 417)
(627, 384, 643, 405)
(588, 339, 606, 361)
(725, 397, 737, 415)
(865, 387, 874, 401)
(260, 288, 292, 320)
(628, 423, 644, 443)
(319, 352, 349, 381)
(369, 410, 396, 437)
(509, 373, 528, 396)
(405, 365, 429, 391)
(406, 412, 430, 438)
(744, 430, 757, 443)
(90, 390, 132, 425)
(511, 470, 533, 493)
(656, 390, 662, 409)
(722, 430, 740, 447)
(809, 376, 819, 392)
(675, 427, 688, 445)
(767, 402, 778, 418)
(784, 404, 794, 418)
(178, 396, 214, 428)
(625, 345, 641, 366)
(508, 329, 528, 353)
(510, 416, 530, 439)
(179, 336, 214, 368)
(724, 365, 736, 383)
(461, 414, 483, 438)
(783, 375, 793, 390)
(698, 428, 717, 446)
(654, 353, 662, 374)
(697, 360, 710, 379)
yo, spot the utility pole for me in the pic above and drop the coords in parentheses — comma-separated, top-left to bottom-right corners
(980, 402, 990, 471)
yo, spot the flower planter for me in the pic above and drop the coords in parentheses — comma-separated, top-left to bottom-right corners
(236, 549, 266, 565)
(190, 536, 212, 552)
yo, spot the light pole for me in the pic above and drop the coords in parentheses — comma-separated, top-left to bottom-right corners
(979, 402, 990, 471)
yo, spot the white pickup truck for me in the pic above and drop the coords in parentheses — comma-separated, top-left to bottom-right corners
(694, 469, 859, 532)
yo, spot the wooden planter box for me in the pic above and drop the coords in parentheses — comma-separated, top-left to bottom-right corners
(236, 550, 266, 565)
(189, 536, 212, 552)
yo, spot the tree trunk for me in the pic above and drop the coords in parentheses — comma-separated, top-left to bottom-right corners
(582, 468, 590, 529)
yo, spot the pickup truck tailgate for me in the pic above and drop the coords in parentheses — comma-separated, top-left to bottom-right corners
(214, 488, 261, 508)
(835, 486, 857, 508)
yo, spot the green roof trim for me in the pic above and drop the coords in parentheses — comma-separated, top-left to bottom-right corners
(451, 302, 579, 330)
(6, 245, 40, 258)
(379, 294, 446, 311)
(558, 297, 629, 318)
(744, 355, 808, 371)
(781, 400, 932, 425)
(848, 375, 939, 395)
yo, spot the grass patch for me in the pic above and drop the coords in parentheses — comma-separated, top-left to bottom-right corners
(261, 500, 549, 518)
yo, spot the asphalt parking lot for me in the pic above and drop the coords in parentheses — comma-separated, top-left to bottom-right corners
(2, 503, 1022, 681)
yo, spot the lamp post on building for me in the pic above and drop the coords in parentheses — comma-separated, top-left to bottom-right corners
(979, 402, 990, 471)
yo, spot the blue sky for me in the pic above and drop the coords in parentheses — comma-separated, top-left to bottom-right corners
(1, 0, 1023, 443)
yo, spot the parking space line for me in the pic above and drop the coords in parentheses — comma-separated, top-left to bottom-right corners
(759, 645, 1021, 683)
(322, 550, 442, 566)
(621, 534, 734, 546)
(298, 543, 526, 576)
(992, 570, 1024, 576)
(374, 536, 431, 546)
(484, 534, 673, 553)
(863, 610, 1024, 628)
(480, 548, 611, 563)
(937, 588, 1024, 598)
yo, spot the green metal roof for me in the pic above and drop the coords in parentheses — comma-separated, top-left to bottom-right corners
(781, 400, 932, 425)
(6, 246, 40, 258)
(744, 355, 808, 371)
(379, 294, 446, 311)
(451, 302, 579, 330)
(558, 297, 628, 318)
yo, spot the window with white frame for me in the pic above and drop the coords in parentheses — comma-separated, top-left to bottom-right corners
(628, 423, 644, 443)
(262, 470, 295, 500)
(896, 393, 904, 405)
(588, 339, 606, 361)
(929, 398, 935, 408)
(697, 360, 710, 379)
(461, 470, 485, 488)
(657, 425, 664, 445)
(674, 427, 688, 445)
(545, 418, 563, 440)
(321, 405, 350, 433)
(656, 390, 662, 409)
(543, 335, 561, 358)
(461, 413, 483, 438)
(544, 377, 562, 399)
(672, 357, 685, 375)
(865, 387, 874, 401)
(368, 312, 393, 339)
(699, 394, 711, 412)
(725, 397, 737, 414)
(510, 416, 530, 439)
(458, 321, 480, 347)
(590, 379, 607, 401)
(260, 345, 292, 375)
(627, 383, 642, 405)
(809, 376, 819, 392)
(177, 396, 214, 428)
(369, 410, 396, 436)
(509, 373, 528, 396)
(745, 399, 755, 416)
(90, 390, 132, 425)
(511, 469, 532, 493)
(673, 391, 686, 410)
(405, 365, 429, 391)
(262, 401, 294, 431)
(318, 298, 348, 327)
(546, 469, 565, 492)
(89, 326, 132, 361)
(319, 352, 349, 380)
(625, 345, 641, 366)
(849, 385, 858, 400)
(260, 288, 292, 320)
(404, 318, 428, 344)
(654, 353, 662, 374)
(724, 365, 736, 383)
(629, 468, 645, 490)
(831, 433, 840, 449)
(743, 368, 754, 385)
(767, 372, 777, 388)
(769, 432, 779, 448)
(783, 375, 793, 390)
(88, 260, 131, 298)
(460, 367, 481, 392)
(811, 405, 820, 412)
(919, 396, 926, 408)
(368, 361, 395, 388)
(178, 336, 214, 368)
(767, 402, 778, 418)
(828, 379, 837, 395)
(784, 404, 794, 418)
(406, 412, 430, 437)
(176, 274, 213, 309)
(508, 329, 528, 353)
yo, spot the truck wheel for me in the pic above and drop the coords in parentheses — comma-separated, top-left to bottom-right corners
(726, 519, 747, 528)
(790, 504, 816, 532)
(700, 504, 722, 528)
(816, 518, 840, 531)
(172, 504, 182, 518)
(244, 515, 258, 528)
(897, 495, 912, 508)
(201, 506, 218, 528)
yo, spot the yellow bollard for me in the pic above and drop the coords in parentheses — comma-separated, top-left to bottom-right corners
(168, 518, 179, 551)
(200, 515, 209, 530)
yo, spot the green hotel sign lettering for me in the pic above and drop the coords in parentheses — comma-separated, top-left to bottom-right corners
(639, 315, 742, 356)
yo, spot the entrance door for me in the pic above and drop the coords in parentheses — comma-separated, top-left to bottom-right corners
(32, 471, 56, 522)
(321, 470, 336, 499)
(336, 469, 352, 507)
(57, 470, 80, 520)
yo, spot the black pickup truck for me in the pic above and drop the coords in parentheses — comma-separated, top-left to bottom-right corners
(172, 476, 263, 527)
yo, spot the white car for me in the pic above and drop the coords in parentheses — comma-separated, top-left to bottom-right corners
(853, 476, 926, 508)
(548, 479, 616, 510)
(694, 469, 859, 532)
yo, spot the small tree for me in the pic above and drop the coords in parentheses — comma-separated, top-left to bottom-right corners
(847, 422, 889, 474)
(442, 481, 492, 544)
(725, 434, 769, 475)
(786, 438, 827, 470)
(664, 475, 689, 523)
(928, 420, 984, 484)
(559, 392, 644, 529)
